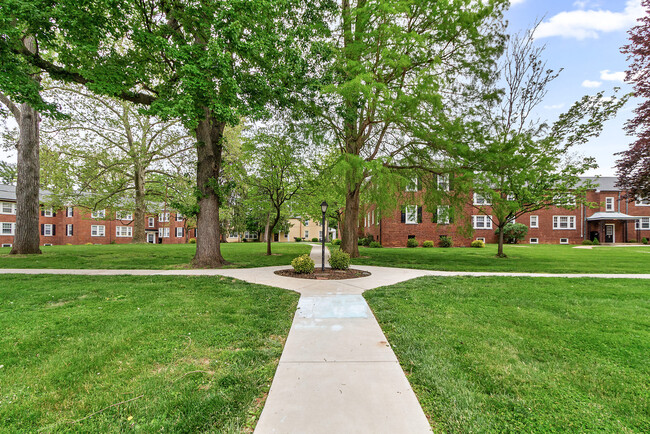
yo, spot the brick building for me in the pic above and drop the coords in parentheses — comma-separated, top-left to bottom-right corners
(360, 177, 650, 247)
(0, 184, 191, 247)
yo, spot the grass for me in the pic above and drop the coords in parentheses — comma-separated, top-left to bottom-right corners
(365, 276, 650, 432)
(0, 275, 299, 432)
(0, 242, 312, 269)
(351, 243, 650, 274)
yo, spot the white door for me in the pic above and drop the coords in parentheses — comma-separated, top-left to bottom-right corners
(147, 233, 155, 243)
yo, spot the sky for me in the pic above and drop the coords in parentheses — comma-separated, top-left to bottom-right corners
(0, 0, 644, 177)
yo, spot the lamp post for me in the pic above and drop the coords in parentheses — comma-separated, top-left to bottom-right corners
(321, 201, 328, 271)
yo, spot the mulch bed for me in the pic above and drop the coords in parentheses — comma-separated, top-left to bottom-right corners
(275, 268, 371, 280)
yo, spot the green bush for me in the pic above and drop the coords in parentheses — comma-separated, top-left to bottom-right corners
(188, 238, 196, 244)
(362, 236, 372, 247)
(332, 238, 341, 246)
(643, 237, 648, 245)
(592, 238, 600, 245)
(311, 237, 319, 242)
(294, 237, 303, 242)
(291, 254, 314, 274)
(628, 239, 637, 243)
(471, 239, 485, 248)
(495, 222, 528, 244)
(406, 238, 418, 248)
(582, 239, 593, 245)
(357, 238, 364, 246)
(422, 240, 434, 248)
(438, 236, 453, 248)
(369, 241, 383, 248)
(328, 249, 350, 270)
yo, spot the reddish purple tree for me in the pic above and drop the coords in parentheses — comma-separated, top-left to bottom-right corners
(617, 0, 650, 198)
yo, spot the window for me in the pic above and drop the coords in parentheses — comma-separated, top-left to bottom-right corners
(91, 225, 105, 237)
(319, 230, 323, 239)
(473, 194, 491, 206)
(476, 237, 485, 243)
(66, 224, 73, 237)
(43, 224, 54, 236)
(43, 243, 52, 247)
(506, 194, 515, 201)
(636, 217, 650, 230)
(304, 230, 309, 238)
(43, 207, 53, 217)
(605, 197, 615, 212)
(1, 202, 16, 215)
(560, 238, 569, 244)
(530, 215, 539, 228)
(437, 174, 450, 192)
(66, 207, 74, 217)
(160, 227, 170, 238)
(148, 217, 155, 227)
(406, 177, 418, 192)
(554, 195, 576, 207)
(176, 213, 183, 221)
(116, 211, 133, 220)
(2, 243, 12, 248)
(472, 215, 492, 229)
(635, 198, 650, 206)
(116, 226, 132, 237)
(437, 206, 450, 225)
(553, 216, 576, 230)
(176, 227, 184, 237)
(244, 231, 258, 240)
(371, 210, 375, 225)
(159, 212, 170, 222)
(530, 238, 539, 244)
(405, 205, 418, 225)
(91, 209, 105, 219)
(229, 231, 238, 238)
(1, 222, 15, 235)
(304, 219, 309, 226)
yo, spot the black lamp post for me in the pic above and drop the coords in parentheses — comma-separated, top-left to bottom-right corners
(321, 201, 328, 271)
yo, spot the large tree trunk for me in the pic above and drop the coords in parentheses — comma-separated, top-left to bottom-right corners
(10, 101, 42, 255)
(341, 184, 361, 257)
(192, 110, 227, 268)
(132, 166, 146, 243)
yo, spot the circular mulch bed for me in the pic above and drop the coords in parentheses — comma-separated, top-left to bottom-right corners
(275, 268, 371, 280)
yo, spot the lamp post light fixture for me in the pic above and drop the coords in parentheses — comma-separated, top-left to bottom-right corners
(321, 201, 328, 271)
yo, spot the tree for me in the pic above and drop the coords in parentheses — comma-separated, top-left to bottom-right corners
(617, 0, 650, 198)
(40, 86, 194, 243)
(311, 0, 507, 257)
(460, 28, 627, 257)
(0, 161, 17, 184)
(0, 0, 334, 267)
(245, 129, 311, 255)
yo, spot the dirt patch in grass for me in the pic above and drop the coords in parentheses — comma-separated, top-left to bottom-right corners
(275, 268, 371, 280)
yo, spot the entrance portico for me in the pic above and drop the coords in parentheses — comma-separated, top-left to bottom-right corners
(586, 212, 640, 244)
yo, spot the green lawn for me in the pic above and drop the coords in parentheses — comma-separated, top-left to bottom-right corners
(365, 276, 650, 432)
(0, 242, 312, 269)
(351, 244, 650, 274)
(0, 275, 298, 432)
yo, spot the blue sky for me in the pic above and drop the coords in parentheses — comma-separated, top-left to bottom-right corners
(506, 0, 643, 176)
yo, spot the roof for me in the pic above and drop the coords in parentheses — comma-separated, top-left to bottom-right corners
(0, 184, 52, 202)
(586, 211, 639, 221)
(580, 176, 621, 191)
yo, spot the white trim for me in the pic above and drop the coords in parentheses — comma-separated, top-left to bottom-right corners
(437, 205, 450, 225)
(605, 197, 615, 212)
(91, 209, 105, 219)
(405, 205, 418, 225)
(635, 217, 650, 230)
(560, 238, 569, 244)
(476, 237, 485, 243)
(66, 224, 73, 237)
(437, 174, 450, 192)
(66, 206, 74, 217)
(148, 217, 155, 227)
(116, 226, 133, 237)
(529, 238, 539, 244)
(116, 212, 133, 221)
(473, 193, 491, 206)
(605, 223, 615, 243)
(43, 207, 53, 217)
(635, 198, 650, 206)
(1, 201, 16, 215)
(175, 213, 183, 221)
(472, 215, 492, 229)
(1, 222, 15, 236)
(529, 215, 539, 228)
(160, 227, 170, 238)
(159, 212, 170, 222)
(2, 243, 12, 248)
(175, 227, 184, 238)
(552, 215, 576, 230)
(43, 224, 54, 236)
(91, 225, 105, 237)
(405, 177, 418, 192)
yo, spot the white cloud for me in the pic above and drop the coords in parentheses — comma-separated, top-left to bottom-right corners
(536, 0, 644, 40)
(543, 103, 565, 110)
(582, 80, 602, 88)
(600, 69, 626, 82)
(510, 0, 526, 4)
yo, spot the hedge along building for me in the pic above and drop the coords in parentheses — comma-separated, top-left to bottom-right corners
(359, 177, 650, 247)
(0, 184, 191, 247)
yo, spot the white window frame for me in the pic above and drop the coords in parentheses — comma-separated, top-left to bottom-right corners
(159, 212, 170, 222)
(437, 205, 450, 225)
(43, 207, 54, 217)
(506, 194, 515, 201)
(405, 205, 418, 225)
(176, 213, 184, 221)
(148, 217, 155, 227)
(160, 227, 170, 238)
(473, 193, 491, 206)
(437, 174, 450, 192)
(1, 243, 12, 248)
(1, 201, 16, 215)
(405, 177, 418, 192)
(304, 230, 309, 238)
(635, 198, 650, 206)
(635, 217, 650, 230)
(91, 225, 105, 237)
(66, 224, 73, 237)
(530, 215, 539, 228)
(605, 197, 615, 212)
(560, 238, 569, 244)
(1, 222, 15, 236)
(554, 195, 577, 207)
(43, 224, 54, 236)
(91, 209, 105, 219)
(116, 211, 133, 221)
(476, 237, 485, 243)
(472, 215, 492, 230)
(116, 226, 133, 237)
(244, 231, 258, 240)
(175, 227, 184, 238)
(530, 238, 539, 244)
(553, 216, 576, 230)
(66, 206, 74, 217)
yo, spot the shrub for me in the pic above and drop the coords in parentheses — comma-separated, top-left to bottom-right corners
(582, 239, 593, 245)
(369, 241, 383, 248)
(291, 254, 315, 274)
(592, 238, 600, 245)
(495, 222, 528, 244)
(311, 237, 319, 242)
(294, 237, 303, 242)
(643, 237, 648, 245)
(332, 238, 341, 246)
(85, 242, 93, 245)
(406, 238, 418, 248)
(438, 236, 453, 248)
(361, 236, 373, 247)
(357, 238, 364, 246)
(422, 240, 434, 248)
(471, 240, 485, 248)
(189, 238, 196, 244)
(628, 239, 637, 243)
(329, 249, 350, 270)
